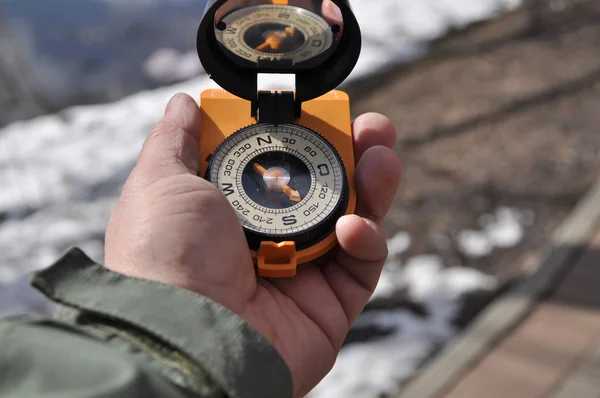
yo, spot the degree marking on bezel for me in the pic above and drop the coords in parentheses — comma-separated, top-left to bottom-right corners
(209, 123, 345, 236)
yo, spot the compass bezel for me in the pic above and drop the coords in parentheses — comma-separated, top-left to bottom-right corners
(205, 122, 350, 251)
(197, 0, 362, 106)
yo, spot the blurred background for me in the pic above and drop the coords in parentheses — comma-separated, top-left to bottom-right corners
(2, 0, 600, 397)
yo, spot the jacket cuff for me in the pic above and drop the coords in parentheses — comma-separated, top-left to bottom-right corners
(31, 248, 293, 398)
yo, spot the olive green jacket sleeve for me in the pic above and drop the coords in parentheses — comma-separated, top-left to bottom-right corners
(0, 248, 293, 398)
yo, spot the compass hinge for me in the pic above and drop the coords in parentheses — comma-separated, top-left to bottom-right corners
(256, 91, 298, 124)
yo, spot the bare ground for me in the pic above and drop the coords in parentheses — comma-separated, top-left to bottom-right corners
(344, 0, 600, 327)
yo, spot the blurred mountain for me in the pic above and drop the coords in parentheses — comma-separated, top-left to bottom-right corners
(0, 0, 207, 126)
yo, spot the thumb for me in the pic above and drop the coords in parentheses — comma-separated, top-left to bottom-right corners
(137, 93, 203, 180)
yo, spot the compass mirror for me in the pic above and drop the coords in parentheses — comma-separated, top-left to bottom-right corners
(213, 0, 344, 69)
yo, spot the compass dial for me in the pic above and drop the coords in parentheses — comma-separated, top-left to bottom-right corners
(207, 124, 348, 250)
(215, 4, 334, 64)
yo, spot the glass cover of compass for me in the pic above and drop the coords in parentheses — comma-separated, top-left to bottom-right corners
(214, 0, 343, 67)
(207, 123, 349, 251)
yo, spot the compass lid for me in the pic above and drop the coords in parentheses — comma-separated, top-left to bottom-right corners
(197, 0, 362, 107)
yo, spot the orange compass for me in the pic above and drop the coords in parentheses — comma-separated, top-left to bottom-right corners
(196, 0, 361, 278)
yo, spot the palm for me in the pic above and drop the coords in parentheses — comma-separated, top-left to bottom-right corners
(243, 261, 359, 397)
(184, 179, 364, 396)
(105, 94, 401, 398)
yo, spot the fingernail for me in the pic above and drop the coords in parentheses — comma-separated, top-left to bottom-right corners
(324, 1, 343, 24)
(332, 3, 343, 22)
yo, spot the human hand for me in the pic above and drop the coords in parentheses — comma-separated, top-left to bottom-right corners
(105, 93, 402, 397)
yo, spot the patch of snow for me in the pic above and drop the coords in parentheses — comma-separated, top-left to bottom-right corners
(458, 207, 528, 257)
(443, 266, 499, 297)
(485, 207, 525, 248)
(348, 0, 521, 79)
(143, 49, 205, 83)
(0, 75, 216, 287)
(457, 229, 494, 258)
(387, 231, 412, 257)
(310, 254, 498, 398)
(370, 260, 403, 300)
(402, 255, 446, 302)
(310, 311, 447, 398)
(0, 199, 114, 275)
(0, 273, 55, 318)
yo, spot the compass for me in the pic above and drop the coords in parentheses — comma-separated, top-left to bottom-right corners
(196, 0, 361, 278)
(207, 123, 349, 252)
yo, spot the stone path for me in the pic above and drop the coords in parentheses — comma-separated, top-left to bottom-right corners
(398, 176, 600, 398)
(446, 231, 600, 398)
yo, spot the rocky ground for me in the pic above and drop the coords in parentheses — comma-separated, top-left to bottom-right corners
(346, 0, 600, 328)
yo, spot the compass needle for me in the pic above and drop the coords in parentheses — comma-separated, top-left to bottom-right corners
(253, 162, 267, 176)
(283, 186, 301, 202)
(256, 34, 279, 51)
(256, 42, 269, 51)
(284, 27, 295, 37)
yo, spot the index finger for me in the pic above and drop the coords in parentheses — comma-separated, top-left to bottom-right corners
(352, 112, 398, 160)
(352, 113, 400, 223)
